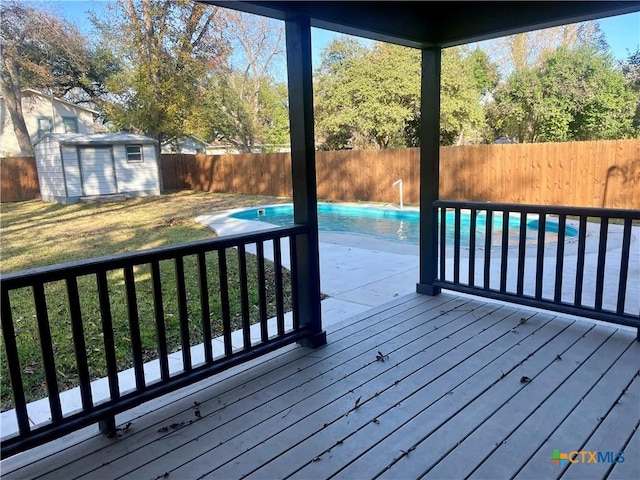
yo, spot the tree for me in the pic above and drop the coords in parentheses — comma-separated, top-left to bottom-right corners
(314, 37, 372, 149)
(92, 0, 228, 145)
(489, 45, 637, 142)
(621, 48, 640, 131)
(189, 11, 288, 152)
(466, 47, 500, 96)
(0, 1, 108, 154)
(439, 48, 486, 145)
(314, 39, 485, 148)
(315, 40, 421, 149)
(482, 20, 607, 76)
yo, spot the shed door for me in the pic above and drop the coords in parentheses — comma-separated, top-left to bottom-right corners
(79, 147, 117, 196)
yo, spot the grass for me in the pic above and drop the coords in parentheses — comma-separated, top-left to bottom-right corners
(0, 191, 292, 410)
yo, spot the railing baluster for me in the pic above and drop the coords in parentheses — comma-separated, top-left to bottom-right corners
(174, 256, 191, 371)
(453, 208, 461, 284)
(535, 213, 546, 299)
(1, 288, 31, 435)
(617, 218, 632, 315)
(151, 261, 170, 380)
(468, 209, 477, 287)
(517, 211, 527, 296)
(290, 235, 300, 330)
(440, 207, 447, 281)
(484, 210, 493, 289)
(256, 241, 269, 342)
(500, 210, 510, 293)
(554, 214, 567, 303)
(574, 215, 588, 306)
(197, 252, 213, 364)
(124, 266, 145, 390)
(274, 237, 285, 335)
(594, 217, 609, 311)
(96, 271, 119, 401)
(218, 249, 233, 356)
(237, 244, 251, 349)
(32, 282, 62, 422)
(66, 277, 93, 410)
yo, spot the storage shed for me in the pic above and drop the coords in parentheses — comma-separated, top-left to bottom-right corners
(33, 132, 161, 203)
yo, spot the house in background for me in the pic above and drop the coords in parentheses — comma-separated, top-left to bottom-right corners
(160, 134, 210, 154)
(0, 88, 98, 157)
(161, 136, 293, 155)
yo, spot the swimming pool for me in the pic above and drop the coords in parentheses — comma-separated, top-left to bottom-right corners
(230, 203, 578, 245)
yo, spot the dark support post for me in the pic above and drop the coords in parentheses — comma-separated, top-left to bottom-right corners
(417, 47, 442, 296)
(285, 15, 326, 348)
(99, 416, 116, 436)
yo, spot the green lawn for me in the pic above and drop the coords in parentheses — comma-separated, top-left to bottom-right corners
(0, 191, 292, 410)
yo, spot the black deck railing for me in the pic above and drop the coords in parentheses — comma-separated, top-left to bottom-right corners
(0, 225, 311, 457)
(433, 201, 640, 334)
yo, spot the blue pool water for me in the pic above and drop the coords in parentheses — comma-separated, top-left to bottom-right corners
(230, 203, 578, 245)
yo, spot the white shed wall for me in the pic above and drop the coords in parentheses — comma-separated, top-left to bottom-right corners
(112, 144, 160, 193)
(34, 137, 65, 199)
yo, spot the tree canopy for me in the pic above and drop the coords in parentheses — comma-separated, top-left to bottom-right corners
(489, 45, 637, 142)
(3, 0, 637, 153)
(314, 39, 486, 148)
(92, 0, 229, 144)
(0, 1, 115, 153)
(187, 11, 289, 152)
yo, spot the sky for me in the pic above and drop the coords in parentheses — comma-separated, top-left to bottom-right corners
(34, 0, 640, 67)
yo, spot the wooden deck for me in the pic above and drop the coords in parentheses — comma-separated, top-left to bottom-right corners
(1, 292, 638, 480)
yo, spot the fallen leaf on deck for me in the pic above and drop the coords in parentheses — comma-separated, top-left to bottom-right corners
(376, 351, 389, 362)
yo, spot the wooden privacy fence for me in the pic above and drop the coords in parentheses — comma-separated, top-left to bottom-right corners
(161, 152, 292, 197)
(0, 157, 40, 202)
(2, 140, 639, 208)
(161, 139, 639, 209)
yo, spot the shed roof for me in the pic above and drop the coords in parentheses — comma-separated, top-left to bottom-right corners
(34, 132, 158, 147)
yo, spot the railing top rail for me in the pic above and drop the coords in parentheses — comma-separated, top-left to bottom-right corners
(1, 225, 306, 288)
(434, 200, 640, 219)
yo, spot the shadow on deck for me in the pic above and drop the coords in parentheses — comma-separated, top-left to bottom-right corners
(1, 292, 638, 480)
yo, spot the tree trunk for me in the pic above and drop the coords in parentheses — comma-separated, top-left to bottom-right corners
(0, 61, 33, 155)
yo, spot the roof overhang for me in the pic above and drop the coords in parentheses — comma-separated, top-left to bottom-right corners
(201, 1, 640, 49)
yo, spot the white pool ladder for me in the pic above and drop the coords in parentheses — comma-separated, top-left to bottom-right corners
(392, 179, 404, 210)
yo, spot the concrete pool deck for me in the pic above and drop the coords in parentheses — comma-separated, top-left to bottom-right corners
(195, 208, 423, 326)
(195, 207, 640, 327)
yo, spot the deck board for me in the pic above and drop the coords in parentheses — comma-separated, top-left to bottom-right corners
(560, 373, 640, 480)
(1, 292, 638, 480)
(608, 424, 639, 480)
(499, 341, 640, 480)
(427, 325, 630, 480)
(219, 303, 522, 479)
(261, 310, 559, 480)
